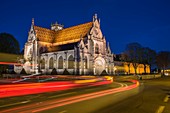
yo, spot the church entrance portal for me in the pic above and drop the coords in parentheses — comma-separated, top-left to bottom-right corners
(94, 57, 105, 75)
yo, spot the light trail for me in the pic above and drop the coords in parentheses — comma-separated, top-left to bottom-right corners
(0, 61, 38, 66)
(0, 80, 139, 113)
(32, 80, 138, 113)
(0, 62, 20, 65)
(0, 77, 113, 98)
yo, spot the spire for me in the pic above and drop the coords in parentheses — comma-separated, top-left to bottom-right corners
(93, 13, 98, 22)
(107, 42, 111, 53)
(94, 13, 97, 19)
(32, 18, 34, 25)
(103, 36, 106, 41)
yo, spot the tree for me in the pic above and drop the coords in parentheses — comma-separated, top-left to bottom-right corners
(141, 47, 156, 73)
(124, 42, 143, 75)
(0, 33, 20, 74)
(156, 51, 170, 75)
(0, 33, 20, 54)
(120, 53, 131, 74)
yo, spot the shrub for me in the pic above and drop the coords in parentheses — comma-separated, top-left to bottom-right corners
(51, 68, 58, 75)
(100, 70, 108, 76)
(63, 69, 70, 75)
(20, 68, 27, 75)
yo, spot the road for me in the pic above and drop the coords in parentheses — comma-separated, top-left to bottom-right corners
(1, 77, 170, 113)
(0, 80, 138, 113)
(0, 76, 114, 98)
(37, 77, 170, 113)
(40, 81, 140, 113)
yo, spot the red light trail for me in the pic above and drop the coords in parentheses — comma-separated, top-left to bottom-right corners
(0, 80, 139, 113)
(0, 62, 22, 65)
(0, 77, 113, 98)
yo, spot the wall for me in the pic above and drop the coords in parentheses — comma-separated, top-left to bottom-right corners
(114, 61, 150, 75)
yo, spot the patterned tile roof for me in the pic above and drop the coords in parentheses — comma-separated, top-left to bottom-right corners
(34, 26, 55, 43)
(34, 22, 93, 44)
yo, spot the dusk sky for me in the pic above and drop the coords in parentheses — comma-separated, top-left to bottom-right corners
(0, 0, 170, 54)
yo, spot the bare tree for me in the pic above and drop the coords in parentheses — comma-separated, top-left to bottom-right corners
(142, 47, 156, 73)
(120, 53, 131, 74)
(156, 51, 170, 75)
(125, 42, 143, 75)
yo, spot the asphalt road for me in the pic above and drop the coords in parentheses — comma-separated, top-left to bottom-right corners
(40, 82, 140, 113)
(39, 77, 170, 113)
(95, 76, 170, 113)
(0, 81, 135, 113)
(1, 76, 170, 113)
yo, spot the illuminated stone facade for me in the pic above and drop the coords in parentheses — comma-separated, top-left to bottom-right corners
(114, 61, 150, 75)
(23, 14, 114, 75)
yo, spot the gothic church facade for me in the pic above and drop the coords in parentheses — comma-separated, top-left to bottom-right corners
(23, 14, 114, 75)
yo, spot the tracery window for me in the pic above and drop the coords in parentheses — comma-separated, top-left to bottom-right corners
(95, 43, 99, 54)
(68, 55, 74, 69)
(58, 56, 63, 69)
(49, 57, 54, 69)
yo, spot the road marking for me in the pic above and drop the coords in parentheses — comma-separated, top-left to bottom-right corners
(0, 100, 30, 108)
(155, 106, 165, 113)
(58, 110, 67, 113)
(115, 82, 126, 88)
(48, 92, 76, 98)
(164, 95, 169, 102)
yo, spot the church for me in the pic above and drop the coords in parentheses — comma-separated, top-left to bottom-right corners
(21, 14, 115, 75)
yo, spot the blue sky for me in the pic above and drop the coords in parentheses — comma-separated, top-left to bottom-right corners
(0, 0, 170, 54)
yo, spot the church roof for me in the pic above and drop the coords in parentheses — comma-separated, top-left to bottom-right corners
(34, 26, 55, 43)
(34, 22, 93, 45)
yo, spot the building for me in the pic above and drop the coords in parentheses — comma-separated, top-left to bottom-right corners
(161, 68, 170, 76)
(20, 14, 114, 75)
(114, 61, 150, 75)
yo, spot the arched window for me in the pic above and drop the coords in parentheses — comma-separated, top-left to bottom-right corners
(95, 43, 99, 54)
(68, 55, 74, 69)
(49, 57, 54, 69)
(41, 58, 45, 69)
(84, 56, 88, 69)
(58, 56, 63, 69)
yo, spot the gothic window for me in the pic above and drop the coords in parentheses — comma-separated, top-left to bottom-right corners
(41, 58, 45, 69)
(49, 57, 54, 69)
(84, 56, 88, 69)
(68, 55, 74, 69)
(58, 56, 63, 69)
(95, 43, 99, 54)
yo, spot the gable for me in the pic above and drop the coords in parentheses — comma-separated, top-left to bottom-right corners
(90, 19, 103, 39)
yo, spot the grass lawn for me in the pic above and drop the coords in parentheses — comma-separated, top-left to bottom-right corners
(0, 53, 23, 62)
